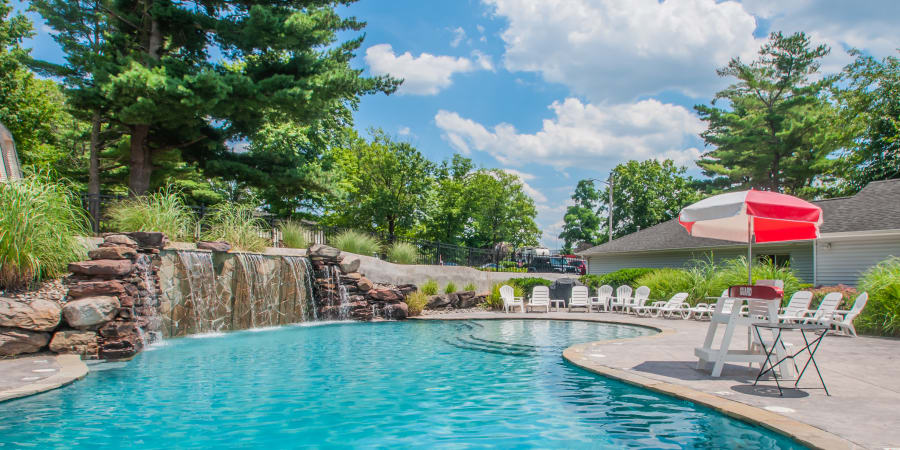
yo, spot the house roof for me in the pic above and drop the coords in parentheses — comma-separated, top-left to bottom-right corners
(578, 179, 900, 256)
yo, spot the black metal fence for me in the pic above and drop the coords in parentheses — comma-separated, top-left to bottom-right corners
(80, 193, 582, 273)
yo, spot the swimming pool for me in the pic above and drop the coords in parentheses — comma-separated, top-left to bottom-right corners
(0, 320, 803, 448)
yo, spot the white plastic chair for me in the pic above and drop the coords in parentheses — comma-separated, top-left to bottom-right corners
(500, 285, 523, 313)
(777, 291, 813, 322)
(781, 292, 843, 323)
(819, 292, 868, 336)
(590, 285, 613, 312)
(688, 289, 729, 320)
(568, 286, 590, 312)
(629, 286, 651, 314)
(611, 285, 632, 312)
(527, 286, 551, 312)
(634, 293, 689, 318)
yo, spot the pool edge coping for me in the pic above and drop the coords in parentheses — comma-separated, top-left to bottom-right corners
(416, 315, 860, 450)
(0, 355, 88, 403)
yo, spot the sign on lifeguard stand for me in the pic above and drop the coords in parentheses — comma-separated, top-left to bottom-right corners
(694, 285, 783, 377)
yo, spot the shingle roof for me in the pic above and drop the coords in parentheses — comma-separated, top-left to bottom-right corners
(578, 179, 900, 256)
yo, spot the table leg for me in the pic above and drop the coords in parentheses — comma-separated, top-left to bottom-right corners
(753, 327, 785, 396)
(796, 329, 830, 396)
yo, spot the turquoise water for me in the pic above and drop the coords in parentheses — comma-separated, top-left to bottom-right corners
(0, 320, 803, 449)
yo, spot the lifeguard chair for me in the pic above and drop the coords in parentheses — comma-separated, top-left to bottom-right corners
(695, 285, 791, 377)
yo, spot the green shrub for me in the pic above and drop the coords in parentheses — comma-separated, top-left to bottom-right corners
(579, 268, 657, 290)
(404, 291, 429, 316)
(634, 268, 695, 303)
(463, 282, 477, 292)
(279, 220, 308, 249)
(331, 230, 381, 256)
(387, 242, 419, 264)
(0, 174, 89, 289)
(706, 257, 802, 305)
(421, 279, 439, 295)
(444, 281, 457, 294)
(857, 257, 900, 336)
(809, 284, 858, 310)
(202, 203, 269, 252)
(486, 283, 524, 310)
(107, 187, 194, 241)
(507, 277, 552, 299)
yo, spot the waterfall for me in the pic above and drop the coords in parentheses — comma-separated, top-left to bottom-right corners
(174, 250, 223, 334)
(234, 253, 283, 329)
(283, 256, 317, 322)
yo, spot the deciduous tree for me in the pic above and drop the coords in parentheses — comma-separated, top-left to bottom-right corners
(559, 179, 603, 253)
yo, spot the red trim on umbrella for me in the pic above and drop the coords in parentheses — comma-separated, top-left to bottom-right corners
(745, 190, 822, 223)
(752, 217, 819, 242)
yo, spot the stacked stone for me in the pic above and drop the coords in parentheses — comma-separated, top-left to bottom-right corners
(425, 291, 487, 310)
(0, 298, 62, 356)
(307, 244, 415, 321)
(61, 232, 166, 360)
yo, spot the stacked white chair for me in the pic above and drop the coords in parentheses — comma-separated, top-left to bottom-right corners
(527, 286, 551, 312)
(568, 286, 590, 312)
(590, 285, 614, 312)
(500, 285, 523, 313)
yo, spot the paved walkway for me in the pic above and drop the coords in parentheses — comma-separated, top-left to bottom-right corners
(418, 311, 900, 449)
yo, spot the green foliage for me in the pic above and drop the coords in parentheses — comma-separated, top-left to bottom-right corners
(559, 179, 604, 252)
(463, 282, 477, 292)
(486, 283, 524, 310)
(461, 169, 541, 247)
(696, 32, 836, 194)
(857, 257, 900, 336)
(443, 281, 457, 294)
(387, 242, 419, 264)
(331, 230, 381, 256)
(634, 268, 695, 303)
(809, 284, 858, 310)
(479, 267, 526, 273)
(708, 257, 802, 304)
(421, 279, 439, 296)
(0, 173, 89, 289)
(404, 291, 428, 317)
(506, 277, 553, 299)
(202, 203, 269, 253)
(580, 268, 657, 291)
(279, 220, 308, 249)
(107, 188, 194, 241)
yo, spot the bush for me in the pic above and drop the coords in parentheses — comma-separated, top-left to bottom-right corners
(706, 257, 802, 305)
(463, 282, 477, 292)
(421, 279, 439, 295)
(331, 230, 381, 256)
(279, 220, 308, 249)
(444, 281, 457, 294)
(202, 203, 269, 252)
(809, 284, 858, 310)
(579, 268, 657, 290)
(405, 291, 428, 316)
(857, 257, 900, 336)
(634, 268, 695, 303)
(387, 242, 419, 264)
(107, 187, 194, 241)
(0, 175, 89, 289)
(486, 283, 524, 310)
(507, 277, 552, 299)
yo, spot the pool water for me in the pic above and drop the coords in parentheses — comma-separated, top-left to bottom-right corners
(0, 320, 803, 448)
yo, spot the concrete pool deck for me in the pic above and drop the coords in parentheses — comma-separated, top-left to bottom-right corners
(0, 354, 88, 403)
(417, 311, 899, 450)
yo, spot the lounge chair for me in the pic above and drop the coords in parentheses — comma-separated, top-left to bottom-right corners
(628, 286, 651, 314)
(634, 293, 690, 318)
(780, 292, 842, 324)
(777, 291, 813, 322)
(527, 286, 551, 312)
(611, 285, 632, 312)
(568, 286, 590, 312)
(500, 285, 523, 313)
(687, 289, 729, 320)
(819, 292, 868, 336)
(590, 284, 613, 312)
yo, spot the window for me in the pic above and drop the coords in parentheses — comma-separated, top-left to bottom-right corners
(756, 254, 791, 268)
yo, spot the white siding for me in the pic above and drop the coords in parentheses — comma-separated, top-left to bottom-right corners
(816, 235, 900, 286)
(587, 242, 815, 283)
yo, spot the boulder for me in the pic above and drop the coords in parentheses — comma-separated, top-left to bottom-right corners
(68, 260, 133, 276)
(455, 291, 480, 309)
(445, 293, 459, 307)
(49, 330, 99, 356)
(0, 327, 50, 356)
(369, 289, 402, 302)
(357, 277, 374, 292)
(398, 284, 418, 295)
(426, 294, 452, 309)
(68, 280, 126, 298)
(62, 296, 120, 328)
(197, 241, 231, 252)
(102, 234, 138, 248)
(339, 256, 360, 273)
(88, 246, 137, 261)
(308, 243, 341, 259)
(125, 231, 168, 249)
(385, 302, 408, 320)
(98, 320, 138, 338)
(0, 298, 61, 331)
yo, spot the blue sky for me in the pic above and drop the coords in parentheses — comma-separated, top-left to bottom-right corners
(15, 0, 900, 247)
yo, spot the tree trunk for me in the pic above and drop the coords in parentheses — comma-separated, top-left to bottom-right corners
(88, 111, 102, 230)
(128, 124, 152, 196)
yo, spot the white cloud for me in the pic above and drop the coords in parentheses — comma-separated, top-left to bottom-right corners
(435, 98, 704, 171)
(501, 169, 547, 203)
(471, 50, 495, 71)
(483, 0, 762, 101)
(398, 126, 411, 136)
(365, 44, 477, 95)
(450, 27, 467, 48)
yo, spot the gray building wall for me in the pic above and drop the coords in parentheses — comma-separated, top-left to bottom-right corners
(815, 233, 900, 286)
(586, 242, 815, 284)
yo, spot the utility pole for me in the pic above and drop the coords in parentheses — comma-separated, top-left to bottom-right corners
(608, 172, 614, 242)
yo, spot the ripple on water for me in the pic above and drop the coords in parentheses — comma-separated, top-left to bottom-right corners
(0, 320, 805, 449)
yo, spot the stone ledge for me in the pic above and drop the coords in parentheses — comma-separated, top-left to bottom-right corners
(0, 355, 88, 403)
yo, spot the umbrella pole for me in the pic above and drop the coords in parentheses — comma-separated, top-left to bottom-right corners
(747, 218, 753, 284)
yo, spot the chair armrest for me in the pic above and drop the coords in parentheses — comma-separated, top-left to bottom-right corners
(513, 296, 524, 301)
